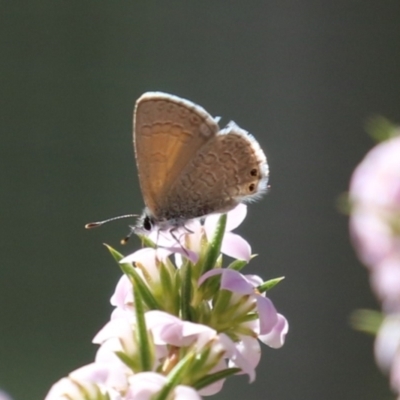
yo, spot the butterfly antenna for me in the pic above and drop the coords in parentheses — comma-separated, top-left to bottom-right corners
(85, 214, 138, 229)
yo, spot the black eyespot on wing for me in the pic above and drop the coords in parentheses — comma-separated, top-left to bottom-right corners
(248, 183, 256, 192)
(250, 168, 258, 177)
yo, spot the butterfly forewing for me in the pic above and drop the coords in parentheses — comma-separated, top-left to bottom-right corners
(134, 92, 220, 218)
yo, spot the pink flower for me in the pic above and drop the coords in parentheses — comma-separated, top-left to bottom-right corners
(48, 194, 288, 398)
(0, 391, 12, 400)
(374, 315, 400, 373)
(199, 268, 288, 347)
(350, 133, 400, 397)
(374, 315, 400, 398)
(145, 310, 217, 348)
(258, 314, 289, 349)
(370, 255, 400, 312)
(204, 204, 252, 261)
(391, 350, 400, 398)
(126, 372, 201, 400)
(145, 310, 256, 384)
(45, 363, 120, 400)
(94, 309, 168, 368)
(120, 247, 171, 271)
(111, 274, 133, 312)
(94, 340, 133, 392)
(349, 135, 400, 269)
(93, 310, 141, 362)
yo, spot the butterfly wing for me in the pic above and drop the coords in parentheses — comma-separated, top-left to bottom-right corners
(164, 122, 269, 220)
(134, 92, 220, 218)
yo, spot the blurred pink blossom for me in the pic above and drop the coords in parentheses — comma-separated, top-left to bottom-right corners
(374, 315, 400, 372)
(349, 133, 400, 398)
(371, 255, 400, 312)
(349, 135, 400, 270)
(0, 391, 12, 400)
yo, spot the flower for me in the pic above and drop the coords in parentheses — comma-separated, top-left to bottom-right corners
(0, 391, 13, 400)
(391, 350, 400, 399)
(45, 363, 121, 400)
(204, 204, 252, 261)
(349, 134, 400, 271)
(111, 274, 134, 312)
(374, 316, 400, 396)
(46, 367, 201, 400)
(349, 131, 400, 399)
(126, 372, 201, 400)
(199, 268, 288, 349)
(349, 134, 400, 311)
(47, 202, 287, 399)
(374, 315, 400, 373)
(371, 255, 400, 312)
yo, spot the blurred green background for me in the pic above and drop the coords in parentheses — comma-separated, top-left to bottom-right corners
(1, 2, 400, 399)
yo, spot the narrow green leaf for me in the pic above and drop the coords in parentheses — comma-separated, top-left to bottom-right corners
(104, 244, 124, 263)
(227, 259, 248, 271)
(212, 289, 233, 316)
(132, 275, 153, 371)
(159, 262, 176, 313)
(350, 309, 383, 335)
(336, 192, 352, 215)
(258, 276, 285, 293)
(365, 115, 398, 143)
(196, 300, 212, 325)
(195, 271, 221, 303)
(120, 263, 162, 310)
(201, 214, 227, 275)
(191, 344, 212, 373)
(153, 352, 197, 400)
(180, 260, 193, 321)
(193, 367, 241, 390)
(137, 234, 157, 249)
(115, 351, 139, 372)
(74, 380, 111, 400)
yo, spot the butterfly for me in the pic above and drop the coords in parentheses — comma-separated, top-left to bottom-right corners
(133, 92, 269, 233)
(86, 92, 268, 240)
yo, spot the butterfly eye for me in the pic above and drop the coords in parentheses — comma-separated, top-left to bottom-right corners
(143, 216, 152, 231)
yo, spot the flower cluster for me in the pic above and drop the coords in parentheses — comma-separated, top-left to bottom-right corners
(46, 204, 288, 399)
(349, 131, 400, 397)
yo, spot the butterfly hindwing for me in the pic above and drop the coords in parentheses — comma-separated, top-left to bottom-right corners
(163, 123, 269, 220)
